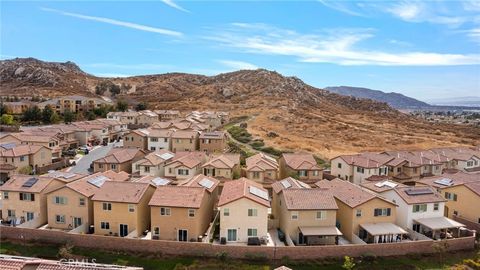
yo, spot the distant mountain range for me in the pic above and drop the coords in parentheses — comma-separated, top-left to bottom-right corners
(324, 86, 430, 109)
(425, 96, 480, 107)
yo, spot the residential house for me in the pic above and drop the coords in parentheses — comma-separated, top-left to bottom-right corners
(154, 110, 180, 121)
(380, 186, 464, 239)
(46, 171, 129, 232)
(0, 145, 53, 175)
(360, 180, 408, 195)
(430, 147, 480, 172)
(271, 177, 312, 223)
(199, 131, 227, 153)
(279, 153, 323, 184)
(315, 179, 405, 244)
(164, 152, 207, 180)
(146, 129, 173, 151)
(417, 171, 480, 226)
(330, 153, 392, 185)
(1, 132, 62, 158)
(171, 130, 199, 152)
(245, 153, 279, 185)
(123, 129, 149, 150)
(137, 110, 159, 126)
(0, 173, 83, 227)
(93, 147, 147, 173)
(132, 149, 175, 177)
(149, 174, 219, 241)
(218, 178, 270, 243)
(202, 153, 240, 180)
(92, 181, 155, 237)
(106, 111, 139, 125)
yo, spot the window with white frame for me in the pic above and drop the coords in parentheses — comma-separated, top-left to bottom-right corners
(247, 208, 258, 217)
(247, 228, 257, 237)
(412, 204, 427, 213)
(55, 215, 65, 224)
(160, 207, 171, 216)
(291, 211, 299, 220)
(223, 208, 230, 216)
(128, 204, 135, 212)
(79, 198, 85, 206)
(316, 211, 326, 220)
(102, 202, 112, 211)
(433, 203, 439, 211)
(53, 196, 66, 204)
(356, 209, 362, 217)
(188, 209, 195, 217)
(100, 221, 110, 229)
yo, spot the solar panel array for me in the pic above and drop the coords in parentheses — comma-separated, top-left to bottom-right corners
(152, 177, 170, 186)
(199, 178, 214, 189)
(0, 143, 16, 149)
(405, 188, 434, 196)
(22, 178, 38, 188)
(249, 186, 269, 201)
(280, 180, 292, 188)
(87, 175, 109, 188)
(434, 178, 454, 186)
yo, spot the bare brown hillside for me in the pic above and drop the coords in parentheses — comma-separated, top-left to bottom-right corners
(1, 58, 478, 159)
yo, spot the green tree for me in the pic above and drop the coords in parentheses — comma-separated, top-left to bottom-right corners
(50, 112, 61, 124)
(42, 105, 55, 124)
(86, 111, 96, 120)
(135, 102, 147, 111)
(63, 109, 75, 123)
(342, 256, 355, 270)
(0, 100, 8, 116)
(22, 106, 42, 122)
(0, 114, 14, 125)
(116, 100, 128, 112)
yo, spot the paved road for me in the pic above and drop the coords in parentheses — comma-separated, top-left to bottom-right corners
(68, 141, 122, 174)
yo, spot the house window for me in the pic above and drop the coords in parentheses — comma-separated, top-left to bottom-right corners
(150, 138, 158, 142)
(433, 203, 439, 211)
(3, 192, 8, 200)
(178, 169, 189, 175)
(154, 227, 160, 235)
(291, 211, 299, 220)
(111, 164, 117, 170)
(313, 170, 319, 176)
(253, 172, 260, 178)
(26, 212, 34, 221)
(188, 209, 195, 217)
(55, 215, 65, 224)
(168, 168, 172, 174)
(102, 202, 112, 211)
(356, 209, 362, 217)
(316, 211, 326, 220)
(160, 207, 171, 216)
(150, 147, 156, 151)
(144, 166, 150, 173)
(98, 164, 104, 169)
(298, 170, 307, 177)
(247, 228, 257, 237)
(248, 208, 258, 217)
(53, 196, 66, 204)
(100, 222, 110, 229)
(397, 167, 401, 173)
(453, 210, 459, 216)
(412, 223, 421, 232)
(79, 198, 85, 206)
(164, 138, 168, 142)
(467, 161, 474, 167)
(413, 204, 427, 213)
(356, 167, 365, 174)
(223, 208, 230, 216)
(20, 156, 25, 162)
(445, 192, 457, 201)
(7, 210, 15, 217)
(337, 163, 342, 168)
(128, 204, 135, 212)
(374, 208, 391, 217)
(20, 193, 35, 201)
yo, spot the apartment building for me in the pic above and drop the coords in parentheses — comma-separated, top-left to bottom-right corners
(93, 147, 147, 173)
(279, 153, 323, 184)
(39, 95, 111, 114)
(218, 178, 270, 243)
(92, 181, 155, 237)
(46, 171, 129, 232)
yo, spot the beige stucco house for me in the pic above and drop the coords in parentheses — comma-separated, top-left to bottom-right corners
(0, 145, 53, 175)
(164, 152, 207, 180)
(245, 153, 279, 185)
(199, 131, 227, 154)
(93, 147, 147, 173)
(171, 130, 199, 152)
(123, 129, 149, 150)
(131, 149, 175, 177)
(279, 153, 322, 184)
(202, 153, 240, 181)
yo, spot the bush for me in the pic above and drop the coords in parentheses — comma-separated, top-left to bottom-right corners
(361, 252, 377, 263)
(244, 252, 268, 262)
(57, 243, 74, 259)
(260, 146, 283, 156)
(215, 251, 228, 262)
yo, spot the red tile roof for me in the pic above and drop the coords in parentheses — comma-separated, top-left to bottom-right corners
(92, 181, 151, 203)
(282, 153, 321, 170)
(218, 178, 270, 207)
(282, 188, 338, 210)
(149, 186, 206, 208)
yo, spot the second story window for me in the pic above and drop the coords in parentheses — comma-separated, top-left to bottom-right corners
(223, 208, 230, 216)
(298, 170, 307, 177)
(188, 209, 195, 217)
(356, 209, 362, 217)
(111, 164, 117, 170)
(53, 196, 67, 204)
(291, 211, 299, 220)
(253, 172, 260, 178)
(445, 192, 457, 201)
(160, 207, 171, 216)
(248, 208, 258, 217)
(3, 191, 9, 200)
(128, 204, 135, 212)
(374, 208, 391, 217)
(316, 211, 326, 220)
(433, 203, 439, 211)
(337, 163, 342, 168)
(412, 204, 427, 213)
(79, 198, 85, 206)
(150, 138, 158, 142)
(178, 169, 189, 175)
(356, 167, 365, 174)
(102, 202, 112, 211)
(313, 170, 319, 176)
(20, 156, 25, 162)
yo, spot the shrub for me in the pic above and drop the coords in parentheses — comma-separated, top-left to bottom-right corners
(244, 252, 268, 262)
(57, 243, 74, 259)
(342, 256, 355, 270)
(215, 251, 228, 262)
(260, 146, 283, 156)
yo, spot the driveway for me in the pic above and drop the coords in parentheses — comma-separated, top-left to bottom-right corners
(68, 141, 122, 174)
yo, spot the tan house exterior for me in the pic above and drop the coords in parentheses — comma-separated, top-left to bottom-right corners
(218, 178, 270, 243)
(171, 130, 199, 152)
(199, 131, 227, 153)
(0, 145, 53, 175)
(93, 147, 147, 173)
(92, 181, 155, 237)
(202, 153, 241, 180)
(0, 173, 83, 227)
(164, 152, 207, 180)
(316, 179, 403, 243)
(279, 153, 323, 184)
(417, 171, 480, 224)
(271, 177, 311, 223)
(46, 171, 129, 232)
(131, 149, 175, 177)
(149, 174, 219, 241)
(154, 110, 180, 121)
(245, 153, 279, 185)
(137, 111, 159, 126)
(123, 129, 149, 150)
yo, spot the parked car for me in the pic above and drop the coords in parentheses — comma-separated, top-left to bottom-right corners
(62, 149, 77, 156)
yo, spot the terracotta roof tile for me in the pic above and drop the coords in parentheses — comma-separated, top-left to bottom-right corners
(246, 153, 279, 171)
(202, 154, 240, 169)
(60, 170, 130, 197)
(0, 145, 45, 157)
(394, 186, 446, 204)
(149, 186, 205, 208)
(282, 153, 321, 170)
(92, 181, 151, 203)
(218, 178, 270, 207)
(272, 177, 311, 194)
(166, 151, 206, 169)
(177, 174, 219, 193)
(282, 188, 338, 210)
(94, 147, 146, 164)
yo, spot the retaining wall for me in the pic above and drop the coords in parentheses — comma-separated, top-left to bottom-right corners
(0, 226, 475, 260)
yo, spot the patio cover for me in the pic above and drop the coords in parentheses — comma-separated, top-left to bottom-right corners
(360, 222, 407, 236)
(414, 217, 465, 230)
(299, 226, 342, 236)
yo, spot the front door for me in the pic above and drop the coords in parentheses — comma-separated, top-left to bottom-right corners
(120, 224, 128, 237)
(227, 229, 237, 242)
(73, 217, 82, 228)
(212, 169, 215, 177)
(178, 229, 188, 241)
(444, 206, 449, 217)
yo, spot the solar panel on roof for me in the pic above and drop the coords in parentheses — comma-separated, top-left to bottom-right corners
(281, 180, 292, 188)
(152, 177, 170, 186)
(434, 178, 454, 186)
(199, 178, 214, 189)
(249, 186, 269, 201)
(22, 178, 38, 188)
(157, 152, 174, 160)
(87, 175, 109, 187)
(405, 188, 434, 196)
(0, 143, 16, 149)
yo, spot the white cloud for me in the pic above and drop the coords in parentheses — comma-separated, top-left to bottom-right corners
(461, 27, 480, 43)
(162, 0, 190, 13)
(217, 60, 258, 70)
(208, 23, 480, 66)
(317, 0, 365, 17)
(40, 7, 183, 37)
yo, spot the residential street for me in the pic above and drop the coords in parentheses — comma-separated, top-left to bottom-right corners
(68, 141, 122, 174)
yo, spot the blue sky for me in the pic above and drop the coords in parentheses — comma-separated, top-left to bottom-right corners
(1, 0, 479, 101)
